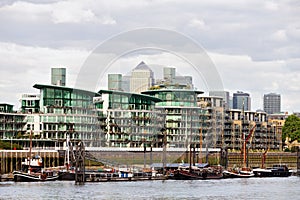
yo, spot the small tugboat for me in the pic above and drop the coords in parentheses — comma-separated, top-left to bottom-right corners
(13, 155, 60, 182)
(252, 147, 292, 177)
(13, 130, 59, 182)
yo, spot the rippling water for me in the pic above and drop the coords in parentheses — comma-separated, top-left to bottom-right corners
(1, 176, 299, 200)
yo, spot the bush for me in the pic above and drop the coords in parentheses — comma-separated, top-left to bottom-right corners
(0, 141, 23, 150)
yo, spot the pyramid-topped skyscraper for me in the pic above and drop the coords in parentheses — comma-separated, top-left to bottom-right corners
(130, 61, 154, 93)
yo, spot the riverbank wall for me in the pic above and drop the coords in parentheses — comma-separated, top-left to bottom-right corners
(0, 150, 298, 174)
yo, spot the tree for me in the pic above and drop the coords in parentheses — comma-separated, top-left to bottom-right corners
(282, 114, 300, 143)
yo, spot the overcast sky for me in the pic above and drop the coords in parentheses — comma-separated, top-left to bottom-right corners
(0, 0, 299, 112)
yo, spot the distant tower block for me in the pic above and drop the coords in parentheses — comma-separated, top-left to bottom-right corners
(130, 61, 154, 93)
(51, 68, 66, 86)
(108, 74, 122, 91)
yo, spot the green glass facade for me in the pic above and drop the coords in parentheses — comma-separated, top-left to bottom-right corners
(28, 84, 102, 149)
(98, 90, 164, 148)
(142, 89, 204, 148)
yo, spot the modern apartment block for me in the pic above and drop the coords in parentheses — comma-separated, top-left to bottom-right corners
(0, 66, 286, 152)
(263, 93, 281, 114)
(96, 90, 164, 148)
(0, 104, 26, 147)
(233, 91, 251, 111)
(19, 84, 102, 149)
(142, 84, 203, 149)
(197, 96, 224, 149)
(224, 109, 280, 151)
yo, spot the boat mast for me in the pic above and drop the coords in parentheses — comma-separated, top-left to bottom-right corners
(28, 128, 33, 173)
(242, 98, 246, 168)
(199, 127, 202, 164)
(65, 133, 70, 170)
(243, 132, 246, 168)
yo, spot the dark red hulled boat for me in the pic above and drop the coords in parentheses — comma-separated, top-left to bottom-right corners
(169, 164, 223, 180)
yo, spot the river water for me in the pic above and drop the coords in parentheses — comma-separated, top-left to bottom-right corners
(0, 176, 299, 200)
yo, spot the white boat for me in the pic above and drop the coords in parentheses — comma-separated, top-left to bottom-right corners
(223, 167, 255, 178)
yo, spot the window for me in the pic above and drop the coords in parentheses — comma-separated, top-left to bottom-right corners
(55, 99, 63, 106)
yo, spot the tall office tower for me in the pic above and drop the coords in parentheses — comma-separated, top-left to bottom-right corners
(209, 91, 230, 109)
(233, 91, 251, 111)
(229, 96, 233, 109)
(163, 67, 175, 84)
(130, 61, 154, 93)
(122, 75, 131, 92)
(263, 93, 281, 114)
(174, 75, 193, 89)
(108, 74, 122, 91)
(51, 68, 66, 86)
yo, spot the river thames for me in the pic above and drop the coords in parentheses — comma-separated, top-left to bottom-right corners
(0, 176, 299, 200)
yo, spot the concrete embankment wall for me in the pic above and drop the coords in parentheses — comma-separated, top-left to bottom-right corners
(89, 151, 298, 169)
(0, 150, 60, 174)
(227, 152, 298, 169)
(1, 150, 298, 174)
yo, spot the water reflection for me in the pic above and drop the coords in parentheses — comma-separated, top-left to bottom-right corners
(0, 177, 299, 200)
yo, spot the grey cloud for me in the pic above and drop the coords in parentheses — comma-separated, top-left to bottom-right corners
(0, 0, 299, 61)
(0, 0, 300, 111)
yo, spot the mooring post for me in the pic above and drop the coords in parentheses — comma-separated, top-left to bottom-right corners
(75, 141, 85, 185)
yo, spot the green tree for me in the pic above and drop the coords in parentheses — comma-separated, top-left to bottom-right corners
(282, 114, 300, 142)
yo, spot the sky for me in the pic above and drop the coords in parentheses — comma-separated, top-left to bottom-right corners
(0, 0, 299, 112)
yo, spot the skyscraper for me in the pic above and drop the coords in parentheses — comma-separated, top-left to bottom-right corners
(161, 67, 193, 89)
(130, 61, 154, 93)
(51, 68, 66, 86)
(122, 75, 130, 92)
(263, 93, 281, 114)
(108, 74, 122, 91)
(163, 67, 175, 84)
(233, 91, 251, 111)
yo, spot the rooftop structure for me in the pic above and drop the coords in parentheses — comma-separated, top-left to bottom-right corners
(51, 68, 66, 86)
(0, 103, 14, 113)
(20, 94, 40, 114)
